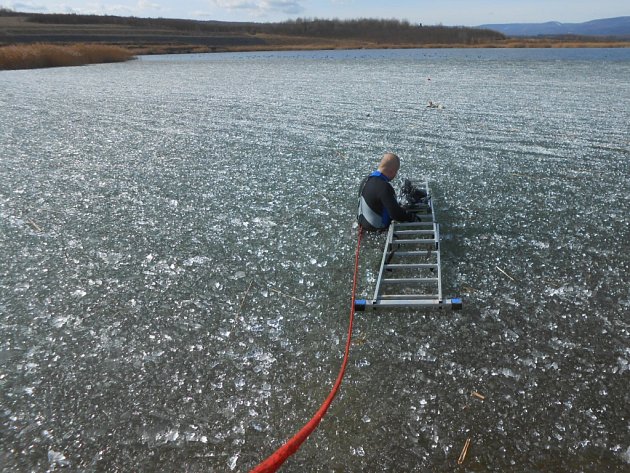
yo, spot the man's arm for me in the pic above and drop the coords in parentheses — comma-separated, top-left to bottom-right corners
(382, 185, 416, 222)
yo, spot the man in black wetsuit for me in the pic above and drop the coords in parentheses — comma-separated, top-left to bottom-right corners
(357, 153, 418, 231)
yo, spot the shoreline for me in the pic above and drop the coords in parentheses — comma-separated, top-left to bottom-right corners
(2, 13, 628, 69)
(2, 39, 629, 70)
(128, 37, 630, 55)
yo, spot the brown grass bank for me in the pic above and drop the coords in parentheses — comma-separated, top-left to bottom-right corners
(498, 38, 630, 48)
(0, 43, 135, 70)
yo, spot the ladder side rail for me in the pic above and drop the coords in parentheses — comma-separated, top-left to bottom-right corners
(372, 224, 395, 301)
(427, 192, 444, 302)
(435, 222, 443, 301)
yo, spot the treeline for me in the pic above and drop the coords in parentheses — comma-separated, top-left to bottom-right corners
(3, 10, 505, 44)
(3, 10, 226, 31)
(258, 18, 505, 44)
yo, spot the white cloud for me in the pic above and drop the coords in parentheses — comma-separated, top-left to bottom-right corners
(213, 0, 257, 10)
(6, 0, 166, 16)
(212, 0, 305, 16)
(138, 0, 161, 9)
(8, 1, 48, 12)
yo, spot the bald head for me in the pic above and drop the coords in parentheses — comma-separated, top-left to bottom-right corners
(377, 153, 400, 180)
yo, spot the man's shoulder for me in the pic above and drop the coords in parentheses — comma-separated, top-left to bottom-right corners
(364, 176, 394, 198)
(365, 175, 391, 186)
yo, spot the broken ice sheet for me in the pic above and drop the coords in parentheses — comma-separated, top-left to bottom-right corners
(48, 450, 70, 467)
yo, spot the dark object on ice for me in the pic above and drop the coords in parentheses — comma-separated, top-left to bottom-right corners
(427, 101, 444, 109)
(399, 178, 428, 208)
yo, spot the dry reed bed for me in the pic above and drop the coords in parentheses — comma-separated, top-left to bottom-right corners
(0, 43, 135, 70)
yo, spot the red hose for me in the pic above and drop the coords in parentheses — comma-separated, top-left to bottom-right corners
(250, 226, 364, 473)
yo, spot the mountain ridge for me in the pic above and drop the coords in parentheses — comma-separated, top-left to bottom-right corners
(478, 16, 630, 37)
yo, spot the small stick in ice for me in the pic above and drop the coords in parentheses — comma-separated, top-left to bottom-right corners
(239, 280, 254, 312)
(269, 287, 306, 304)
(457, 437, 471, 465)
(28, 219, 43, 232)
(471, 391, 485, 401)
(496, 265, 517, 282)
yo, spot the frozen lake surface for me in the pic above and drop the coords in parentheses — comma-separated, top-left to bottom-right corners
(1, 48, 629, 471)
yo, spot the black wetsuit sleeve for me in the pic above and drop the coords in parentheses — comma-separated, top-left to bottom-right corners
(382, 185, 415, 222)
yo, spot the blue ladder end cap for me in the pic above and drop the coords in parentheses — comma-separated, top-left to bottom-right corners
(354, 299, 367, 311)
(451, 297, 463, 310)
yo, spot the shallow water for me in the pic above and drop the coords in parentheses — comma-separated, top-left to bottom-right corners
(1, 48, 629, 472)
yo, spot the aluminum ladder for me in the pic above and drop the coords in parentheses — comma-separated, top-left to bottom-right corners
(355, 179, 462, 311)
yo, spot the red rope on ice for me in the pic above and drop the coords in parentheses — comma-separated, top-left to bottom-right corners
(250, 225, 364, 473)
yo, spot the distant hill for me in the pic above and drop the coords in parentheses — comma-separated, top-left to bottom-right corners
(1, 10, 628, 54)
(479, 16, 630, 37)
(0, 11, 505, 53)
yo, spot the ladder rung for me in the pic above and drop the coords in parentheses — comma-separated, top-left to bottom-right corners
(391, 239, 437, 245)
(396, 218, 432, 226)
(387, 250, 433, 257)
(394, 221, 433, 227)
(381, 278, 439, 285)
(398, 225, 433, 230)
(394, 230, 435, 236)
(384, 263, 437, 270)
(379, 294, 440, 300)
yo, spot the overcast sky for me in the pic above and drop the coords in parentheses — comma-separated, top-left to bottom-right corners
(3, 0, 628, 25)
